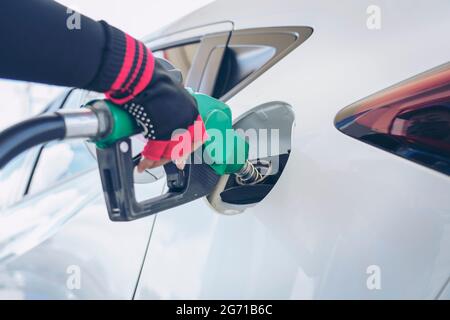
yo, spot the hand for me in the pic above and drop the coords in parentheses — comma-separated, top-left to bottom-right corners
(137, 139, 204, 172)
(110, 58, 206, 170)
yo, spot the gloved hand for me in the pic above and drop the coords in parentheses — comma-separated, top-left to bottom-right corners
(124, 59, 207, 172)
(101, 32, 206, 172)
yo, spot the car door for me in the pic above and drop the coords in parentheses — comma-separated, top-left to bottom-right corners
(134, 26, 313, 299)
(0, 89, 161, 299)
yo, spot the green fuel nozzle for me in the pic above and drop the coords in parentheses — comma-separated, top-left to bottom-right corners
(89, 90, 251, 176)
(79, 75, 265, 221)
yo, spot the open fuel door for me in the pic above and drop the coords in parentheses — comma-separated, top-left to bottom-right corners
(146, 22, 233, 96)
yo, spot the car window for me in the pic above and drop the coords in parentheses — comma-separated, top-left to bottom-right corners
(27, 140, 97, 195)
(0, 93, 72, 208)
(60, 89, 87, 110)
(42, 90, 71, 113)
(153, 42, 200, 85)
(25, 88, 99, 196)
(0, 151, 32, 209)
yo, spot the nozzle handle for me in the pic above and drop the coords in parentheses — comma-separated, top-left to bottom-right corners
(96, 137, 219, 221)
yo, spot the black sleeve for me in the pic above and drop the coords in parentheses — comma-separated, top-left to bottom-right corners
(0, 0, 203, 162)
(0, 0, 126, 92)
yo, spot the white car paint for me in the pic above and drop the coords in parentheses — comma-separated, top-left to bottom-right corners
(134, 0, 450, 299)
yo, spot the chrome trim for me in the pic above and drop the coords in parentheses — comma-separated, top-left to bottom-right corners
(143, 21, 234, 49)
(57, 108, 100, 139)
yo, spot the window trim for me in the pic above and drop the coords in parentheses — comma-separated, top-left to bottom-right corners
(143, 21, 233, 48)
(218, 26, 313, 101)
(146, 26, 313, 100)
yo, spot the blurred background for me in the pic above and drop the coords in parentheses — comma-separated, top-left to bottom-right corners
(0, 0, 213, 130)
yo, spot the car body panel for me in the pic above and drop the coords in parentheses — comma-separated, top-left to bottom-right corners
(0, 168, 163, 299)
(134, 0, 450, 299)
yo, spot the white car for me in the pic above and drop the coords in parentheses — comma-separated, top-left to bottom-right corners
(0, 0, 449, 299)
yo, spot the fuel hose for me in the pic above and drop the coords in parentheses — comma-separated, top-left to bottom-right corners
(0, 114, 65, 169)
(0, 104, 111, 170)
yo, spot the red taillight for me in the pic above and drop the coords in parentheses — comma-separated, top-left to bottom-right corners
(335, 63, 450, 175)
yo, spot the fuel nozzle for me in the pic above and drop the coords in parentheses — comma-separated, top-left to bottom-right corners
(236, 159, 272, 185)
(58, 100, 114, 140)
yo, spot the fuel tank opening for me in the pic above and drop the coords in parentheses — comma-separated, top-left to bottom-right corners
(235, 159, 271, 186)
(206, 101, 294, 215)
(219, 153, 290, 205)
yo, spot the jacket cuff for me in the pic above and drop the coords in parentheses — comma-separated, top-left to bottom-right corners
(88, 21, 126, 92)
(90, 21, 155, 102)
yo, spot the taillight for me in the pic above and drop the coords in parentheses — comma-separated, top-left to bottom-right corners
(335, 63, 450, 175)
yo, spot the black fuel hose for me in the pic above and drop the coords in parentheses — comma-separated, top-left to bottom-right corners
(0, 114, 65, 169)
